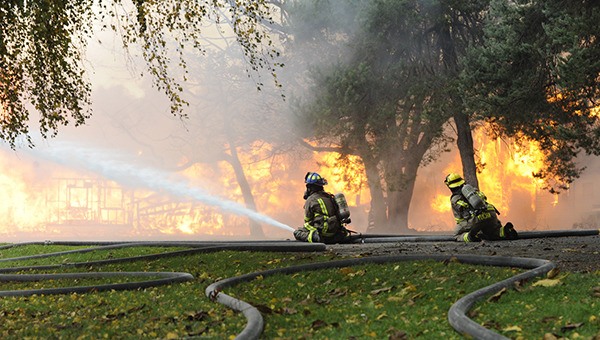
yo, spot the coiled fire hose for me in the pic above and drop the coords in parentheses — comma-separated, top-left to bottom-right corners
(0, 241, 322, 297)
(205, 229, 598, 339)
(206, 253, 555, 340)
(1, 229, 598, 339)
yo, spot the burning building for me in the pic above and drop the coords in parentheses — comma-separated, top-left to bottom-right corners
(1, 123, 599, 243)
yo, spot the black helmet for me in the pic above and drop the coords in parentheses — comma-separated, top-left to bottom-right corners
(304, 172, 328, 186)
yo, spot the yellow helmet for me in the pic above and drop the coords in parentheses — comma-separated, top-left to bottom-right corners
(444, 173, 465, 188)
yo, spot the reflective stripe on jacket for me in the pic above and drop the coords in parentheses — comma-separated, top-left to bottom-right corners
(450, 189, 497, 228)
(304, 190, 341, 238)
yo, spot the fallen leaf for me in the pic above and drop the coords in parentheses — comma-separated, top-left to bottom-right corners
(442, 257, 460, 265)
(503, 325, 522, 332)
(314, 296, 330, 305)
(546, 268, 560, 279)
(410, 292, 425, 300)
(165, 332, 179, 339)
(376, 312, 388, 320)
(311, 319, 327, 329)
(388, 329, 407, 340)
(280, 307, 297, 315)
(401, 284, 417, 294)
(560, 322, 584, 332)
(339, 267, 355, 275)
(488, 288, 507, 302)
(370, 286, 394, 295)
(541, 316, 559, 323)
(543, 333, 558, 340)
(186, 311, 208, 321)
(254, 304, 273, 314)
(329, 287, 348, 297)
(513, 280, 524, 292)
(532, 279, 561, 287)
(353, 269, 366, 277)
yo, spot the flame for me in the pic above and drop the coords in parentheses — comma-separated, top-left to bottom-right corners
(0, 156, 50, 232)
(429, 134, 543, 216)
(431, 193, 451, 213)
(0, 112, 596, 241)
(419, 123, 571, 232)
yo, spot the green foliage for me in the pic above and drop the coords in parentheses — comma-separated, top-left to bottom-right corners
(291, 0, 483, 230)
(460, 0, 600, 192)
(0, 0, 281, 147)
(0, 0, 93, 147)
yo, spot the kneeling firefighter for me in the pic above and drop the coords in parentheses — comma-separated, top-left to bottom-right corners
(445, 172, 518, 242)
(293, 172, 353, 244)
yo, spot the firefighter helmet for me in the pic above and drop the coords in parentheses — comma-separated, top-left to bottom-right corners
(305, 172, 328, 186)
(444, 173, 465, 188)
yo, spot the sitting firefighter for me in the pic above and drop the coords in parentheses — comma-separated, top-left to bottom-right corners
(293, 172, 352, 244)
(444, 172, 518, 242)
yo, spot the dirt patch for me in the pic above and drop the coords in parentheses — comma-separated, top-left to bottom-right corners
(327, 234, 600, 273)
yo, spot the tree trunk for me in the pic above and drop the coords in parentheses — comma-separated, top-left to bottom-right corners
(385, 158, 420, 234)
(386, 190, 409, 233)
(227, 140, 265, 238)
(437, 4, 480, 189)
(453, 112, 479, 188)
(361, 153, 389, 233)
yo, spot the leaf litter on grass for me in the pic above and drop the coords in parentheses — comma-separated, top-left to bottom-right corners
(233, 259, 520, 339)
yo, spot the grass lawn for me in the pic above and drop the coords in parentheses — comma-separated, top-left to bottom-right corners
(0, 244, 597, 339)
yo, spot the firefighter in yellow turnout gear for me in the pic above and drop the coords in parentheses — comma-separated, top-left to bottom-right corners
(293, 172, 352, 244)
(445, 173, 518, 242)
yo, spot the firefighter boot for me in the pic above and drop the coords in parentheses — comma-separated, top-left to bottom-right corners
(310, 230, 321, 243)
(455, 232, 471, 242)
(504, 222, 518, 240)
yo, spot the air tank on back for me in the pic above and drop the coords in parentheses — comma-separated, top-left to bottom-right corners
(460, 184, 486, 210)
(334, 192, 351, 223)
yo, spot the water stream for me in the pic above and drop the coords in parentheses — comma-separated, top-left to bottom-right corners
(31, 142, 295, 233)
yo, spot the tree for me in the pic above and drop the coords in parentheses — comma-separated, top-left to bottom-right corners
(125, 41, 290, 237)
(290, 0, 488, 233)
(460, 0, 600, 193)
(0, 0, 281, 148)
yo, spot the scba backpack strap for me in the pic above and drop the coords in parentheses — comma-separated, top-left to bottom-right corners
(327, 193, 344, 227)
(460, 184, 487, 212)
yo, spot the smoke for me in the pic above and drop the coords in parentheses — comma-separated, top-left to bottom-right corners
(2, 1, 599, 242)
(29, 142, 295, 233)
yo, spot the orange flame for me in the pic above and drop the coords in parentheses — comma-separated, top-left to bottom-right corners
(0, 115, 596, 241)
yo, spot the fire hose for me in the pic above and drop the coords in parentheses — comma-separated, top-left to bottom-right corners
(206, 253, 555, 340)
(348, 228, 600, 243)
(0, 229, 598, 339)
(206, 229, 599, 339)
(0, 241, 323, 297)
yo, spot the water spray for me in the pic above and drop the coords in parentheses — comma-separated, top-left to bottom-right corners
(31, 142, 295, 232)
